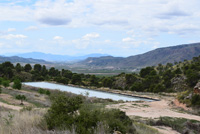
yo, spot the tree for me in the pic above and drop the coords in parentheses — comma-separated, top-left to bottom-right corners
(15, 63, 22, 73)
(71, 74, 82, 85)
(130, 82, 144, 92)
(125, 74, 137, 85)
(2, 80, 10, 87)
(2, 62, 14, 69)
(16, 95, 26, 105)
(41, 65, 48, 76)
(49, 67, 60, 77)
(24, 64, 32, 72)
(13, 79, 22, 90)
(34, 64, 42, 72)
(89, 75, 98, 86)
(102, 77, 113, 88)
(140, 67, 155, 78)
(185, 69, 199, 87)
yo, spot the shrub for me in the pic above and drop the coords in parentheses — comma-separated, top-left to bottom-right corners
(45, 95, 83, 130)
(44, 93, 135, 134)
(16, 95, 26, 105)
(38, 88, 51, 96)
(13, 79, 22, 90)
(191, 94, 200, 106)
(0, 88, 2, 94)
(2, 80, 10, 88)
(38, 88, 45, 94)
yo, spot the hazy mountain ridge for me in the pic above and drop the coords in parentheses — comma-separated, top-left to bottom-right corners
(13, 52, 109, 62)
(0, 56, 50, 64)
(80, 43, 200, 68)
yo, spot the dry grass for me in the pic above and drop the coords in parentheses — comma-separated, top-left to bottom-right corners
(0, 108, 74, 134)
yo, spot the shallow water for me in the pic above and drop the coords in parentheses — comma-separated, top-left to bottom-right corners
(23, 82, 154, 102)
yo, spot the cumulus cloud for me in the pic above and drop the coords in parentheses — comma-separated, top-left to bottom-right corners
(25, 26, 38, 31)
(7, 28, 16, 32)
(38, 17, 71, 26)
(122, 37, 134, 42)
(53, 36, 63, 40)
(0, 34, 27, 40)
(82, 33, 100, 40)
(1, 0, 200, 35)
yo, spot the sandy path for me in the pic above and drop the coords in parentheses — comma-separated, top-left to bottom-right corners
(108, 100, 200, 121)
(0, 102, 22, 111)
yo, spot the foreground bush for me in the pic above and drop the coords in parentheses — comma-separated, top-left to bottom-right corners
(44, 94, 136, 134)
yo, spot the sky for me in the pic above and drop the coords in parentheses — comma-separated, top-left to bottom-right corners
(0, 0, 200, 57)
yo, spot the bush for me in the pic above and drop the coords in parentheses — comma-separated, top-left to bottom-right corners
(38, 88, 45, 94)
(44, 93, 135, 134)
(191, 94, 200, 106)
(2, 80, 10, 88)
(0, 88, 2, 94)
(16, 95, 26, 105)
(45, 95, 83, 130)
(38, 88, 51, 96)
(13, 79, 22, 90)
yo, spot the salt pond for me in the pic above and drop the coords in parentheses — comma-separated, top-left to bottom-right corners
(23, 82, 154, 102)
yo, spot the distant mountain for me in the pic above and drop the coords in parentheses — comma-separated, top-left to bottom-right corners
(12, 52, 109, 62)
(80, 43, 200, 69)
(0, 56, 50, 64)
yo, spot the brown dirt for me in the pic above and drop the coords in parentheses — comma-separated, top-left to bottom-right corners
(0, 94, 33, 107)
(0, 102, 22, 111)
(107, 97, 200, 134)
(108, 99, 200, 121)
(173, 99, 191, 111)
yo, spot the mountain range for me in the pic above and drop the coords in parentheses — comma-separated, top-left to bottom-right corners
(9, 52, 109, 62)
(79, 43, 200, 69)
(0, 56, 50, 64)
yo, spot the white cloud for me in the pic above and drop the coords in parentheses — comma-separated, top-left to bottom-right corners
(0, 34, 27, 40)
(82, 33, 100, 40)
(25, 26, 38, 31)
(0, 0, 200, 36)
(7, 28, 16, 32)
(53, 36, 63, 40)
(122, 37, 134, 42)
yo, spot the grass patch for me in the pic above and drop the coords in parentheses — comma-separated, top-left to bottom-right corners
(0, 98, 10, 105)
(148, 116, 200, 134)
(134, 122, 159, 134)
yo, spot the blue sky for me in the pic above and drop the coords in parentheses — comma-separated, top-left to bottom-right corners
(0, 0, 200, 57)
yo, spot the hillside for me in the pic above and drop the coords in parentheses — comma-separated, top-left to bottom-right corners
(11, 52, 109, 62)
(80, 43, 200, 69)
(0, 56, 50, 64)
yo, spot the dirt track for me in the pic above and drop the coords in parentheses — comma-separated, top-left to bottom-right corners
(0, 102, 22, 111)
(108, 99, 200, 121)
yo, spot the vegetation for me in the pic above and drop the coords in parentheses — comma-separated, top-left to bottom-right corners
(0, 54, 200, 133)
(0, 55, 199, 106)
(148, 116, 200, 134)
(13, 79, 22, 90)
(45, 93, 135, 134)
(38, 88, 51, 96)
(16, 95, 26, 105)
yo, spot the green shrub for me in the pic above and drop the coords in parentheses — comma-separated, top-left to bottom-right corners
(45, 95, 83, 130)
(44, 93, 135, 134)
(38, 88, 45, 94)
(191, 94, 200, 106)
(16, 95, 26, 105)
(38, 88, 51, 96)
(45, 90, 51, 96)
(13, 79, 22, 90)
(2, 80, 10, 88)
(0, 88, 2, 94)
